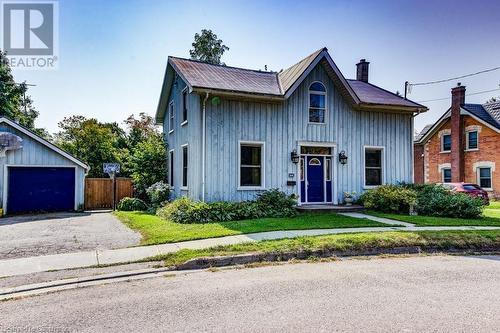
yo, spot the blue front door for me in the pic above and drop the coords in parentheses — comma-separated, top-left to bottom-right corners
(306, 156, 324, 202)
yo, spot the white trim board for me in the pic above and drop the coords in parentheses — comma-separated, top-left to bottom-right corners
(0, 117, 89, 171)
(237, 140, 266, 190)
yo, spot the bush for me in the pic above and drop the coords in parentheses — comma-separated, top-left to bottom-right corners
(359, 185, 417, 214)
(157, 189, 297, 224)
(146, 181, 170, 207)
(117, 197, 148, 211)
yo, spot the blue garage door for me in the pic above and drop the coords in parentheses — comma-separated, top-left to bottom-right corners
(7, 167, 75, 214)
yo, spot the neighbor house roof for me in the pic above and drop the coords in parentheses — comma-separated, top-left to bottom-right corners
(0, 117, 90, 171)
(156, 48, 428, 123)
(415, 102, 500, 144)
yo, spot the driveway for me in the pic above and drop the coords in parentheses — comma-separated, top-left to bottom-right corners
(0, 212, 141, 260)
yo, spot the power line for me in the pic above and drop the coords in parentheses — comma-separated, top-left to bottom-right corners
(417, 87, 500, 103)
(409, 66, 500, 87)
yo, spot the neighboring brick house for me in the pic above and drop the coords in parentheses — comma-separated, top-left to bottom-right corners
(414, 83, 500, 198)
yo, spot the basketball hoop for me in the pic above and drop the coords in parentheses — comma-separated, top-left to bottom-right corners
(0, 132, 23, 158)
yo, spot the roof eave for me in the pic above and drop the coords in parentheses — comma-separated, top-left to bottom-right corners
(192, 87, 284, 102)
(358, 103, 428, 114)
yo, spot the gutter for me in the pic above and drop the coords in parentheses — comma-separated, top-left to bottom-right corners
(202, 92, 209, 202)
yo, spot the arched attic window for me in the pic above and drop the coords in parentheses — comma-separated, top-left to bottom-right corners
(309, 82, 326, 123)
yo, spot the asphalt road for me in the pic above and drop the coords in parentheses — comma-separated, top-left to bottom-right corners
(1, 255, 499, 332)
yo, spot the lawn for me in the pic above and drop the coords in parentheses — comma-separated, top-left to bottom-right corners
(114, 211, 389, 245)
(146, 230, 500, 266)
(487, 201, 500, 209)
(367, 208, 500, 227)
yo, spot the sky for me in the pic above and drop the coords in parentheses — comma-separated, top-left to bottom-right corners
(11, 0, 500, 134)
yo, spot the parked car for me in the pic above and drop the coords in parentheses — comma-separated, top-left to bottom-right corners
(439, 182, 490, 204)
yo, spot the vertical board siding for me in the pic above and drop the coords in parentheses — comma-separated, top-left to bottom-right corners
(0, 124, 86, 208)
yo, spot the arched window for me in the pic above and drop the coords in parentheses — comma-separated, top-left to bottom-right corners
(309, 82, 326, 123)
(308, 158, 321, 165)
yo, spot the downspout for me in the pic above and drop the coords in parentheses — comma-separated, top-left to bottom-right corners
(202, 92, 209, 202)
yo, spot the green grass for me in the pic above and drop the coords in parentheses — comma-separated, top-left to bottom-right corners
(487, 201, 500, 209)
(114, 211, 389, 245)
(367, 210, 500, 227)
(146, 230, 500, 266)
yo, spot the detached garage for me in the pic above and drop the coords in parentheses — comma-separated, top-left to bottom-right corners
(0, 117, 89, 215)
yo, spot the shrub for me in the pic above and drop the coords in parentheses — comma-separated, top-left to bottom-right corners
(359, 185, 417, 214)
(157, 189, 297, 224)
(146, 181, 170, 207)
(117, 197, 148, 211)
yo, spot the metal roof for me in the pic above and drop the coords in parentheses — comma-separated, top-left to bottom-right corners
(278, 48, 325, 94)
(347, 80, 424, 109)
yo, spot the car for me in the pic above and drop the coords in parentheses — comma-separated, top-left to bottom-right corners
(439, 182, 490, 204)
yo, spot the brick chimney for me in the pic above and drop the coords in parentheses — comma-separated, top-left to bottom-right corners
(356, 59, 369, 83)
(451, 83, 466, 182)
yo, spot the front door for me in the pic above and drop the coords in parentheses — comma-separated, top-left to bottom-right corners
(306, 156, 324, 202)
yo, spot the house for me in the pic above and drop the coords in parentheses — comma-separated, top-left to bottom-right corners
(0, 117, 89, 215)
(155, 48, 427, 204)
(414, 83, 500, 198)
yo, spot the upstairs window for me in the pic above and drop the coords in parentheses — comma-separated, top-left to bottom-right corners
(441, 134, 451, 152)
(478, 167, 492, 189)
(168, 102, 174, 133)
(442, 168, 452, 183)
(365, 148, 383, 187)
(309, 82, 326, 123)
(239, 142, 264, 188)
(466, 131, 478, 150)
(182, 89, 188, 125)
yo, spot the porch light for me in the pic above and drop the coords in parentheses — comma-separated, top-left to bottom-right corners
(290, 149, 300, 164)
(339, 150, 348, 165)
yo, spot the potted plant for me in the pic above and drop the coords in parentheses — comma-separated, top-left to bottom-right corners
(343, 191, 356, 206)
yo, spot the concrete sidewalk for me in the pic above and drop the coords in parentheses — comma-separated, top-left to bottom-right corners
(1, 213, 499, 278)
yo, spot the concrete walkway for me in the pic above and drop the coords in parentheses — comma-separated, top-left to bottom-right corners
(1, 213, 499, 278)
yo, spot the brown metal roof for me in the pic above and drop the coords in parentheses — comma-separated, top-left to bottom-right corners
(278, 48, 325, 94)
(347, 80, 425, 109)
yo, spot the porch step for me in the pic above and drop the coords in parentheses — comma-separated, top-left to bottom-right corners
(296, 204, 365, 213)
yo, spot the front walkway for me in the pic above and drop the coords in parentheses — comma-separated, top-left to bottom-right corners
(1, 213, 499, 278)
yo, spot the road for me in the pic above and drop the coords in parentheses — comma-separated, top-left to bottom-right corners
(1, 255, 499, 332)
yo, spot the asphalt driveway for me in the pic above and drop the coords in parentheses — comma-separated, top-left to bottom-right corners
(0, 212, 140, 260)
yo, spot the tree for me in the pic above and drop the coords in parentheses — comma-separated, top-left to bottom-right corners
(54, 116, 126, 178)
(0, 50, 39, 129)
(124, 112, 158, 147)
(189, 29, 229, 65)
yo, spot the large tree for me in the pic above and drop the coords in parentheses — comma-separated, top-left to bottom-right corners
(189, 29, 229, 65)
(0, 50, 39, 130)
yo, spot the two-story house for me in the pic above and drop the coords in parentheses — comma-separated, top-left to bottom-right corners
(156, 48, 427, 204)
(414, 83, 500, 198)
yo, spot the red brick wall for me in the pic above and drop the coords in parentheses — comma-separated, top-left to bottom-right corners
(414, 144, 424, 184)
(423, 116, 500, 198)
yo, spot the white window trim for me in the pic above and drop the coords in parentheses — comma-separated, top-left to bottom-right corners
(441, 167, 452, 183)
(168, 149, 174, 189)
(168, 101, 174, 134)
(180, 144, 188, 190)
(308, 81, 327, 125)
(237, 140, 265, 190)
(465, 130, 479, 151)
(363, 145, 385, 189)
(440, 133, 451, 153)
(181, 87, 188, 126)
(473, 161, 495, 191)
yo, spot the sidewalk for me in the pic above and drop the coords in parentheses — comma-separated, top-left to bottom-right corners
(1, 213, 499, 278)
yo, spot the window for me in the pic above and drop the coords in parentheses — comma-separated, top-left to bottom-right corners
(181, 145, 188, 188)
(325, 158, 331, 181)
(300, 146, 331, 155)
(239, 142, 264, 188)
(309, 82, 326, 123)
(478, 167, 492, 189)
(466, 131, 478, 150)
(442, 168, 452, 183)
(365, 148, 383, 186)
(300, 157, 305, 181)
(168, 102, 174, 133)
(168, 150, 174, 187)
(182, 89, 188, 124)
(441, 134, 451, 152)
(308, 158, 321, 165)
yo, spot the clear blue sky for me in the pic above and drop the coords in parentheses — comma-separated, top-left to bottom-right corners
(13, 0, 500, 133)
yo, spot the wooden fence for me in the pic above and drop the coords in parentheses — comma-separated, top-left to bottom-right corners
(84, 178, 134, 210)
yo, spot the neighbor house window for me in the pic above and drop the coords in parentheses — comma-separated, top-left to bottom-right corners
(441, 134, 451, 152)
(239, 142, 264, 188)
(169, 150, 174, 187)
(168, 102, 174, 133)
(466, 131, 478, 150)
(442, 168, 452, 183)
(365, 148, 383, 186)
(182, 88, 188, 124)
(478, 167, 492, 189)
(309, 82, 326, 123)
(181, 145, 188, 188)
